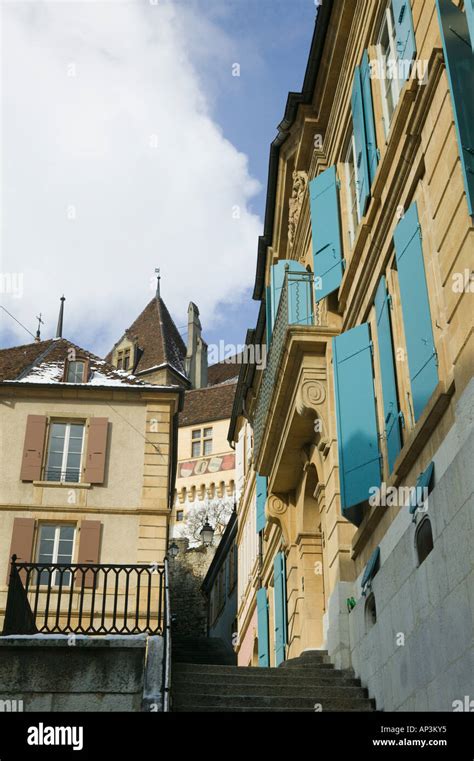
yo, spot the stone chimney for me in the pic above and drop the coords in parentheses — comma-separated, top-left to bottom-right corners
(185, 302, 208, 389)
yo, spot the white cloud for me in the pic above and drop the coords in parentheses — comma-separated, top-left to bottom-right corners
(1, 0, 262, 354)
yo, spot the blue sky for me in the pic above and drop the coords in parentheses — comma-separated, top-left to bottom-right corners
(1, 0, 317, 360)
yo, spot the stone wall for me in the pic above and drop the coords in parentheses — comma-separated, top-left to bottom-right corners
(168, 539, 215, 638)
(0, 634, 164, 712)
(325, 381, 474, 711)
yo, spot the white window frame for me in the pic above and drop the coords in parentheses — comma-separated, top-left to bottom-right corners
(36, 523, 76, 586)
(377, 4, 404, 138)
(45, 421, 85, 483)
(191, 427, 213, 458)
(345, 133, 361, 248)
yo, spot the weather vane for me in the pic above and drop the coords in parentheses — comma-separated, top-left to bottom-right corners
(155, 268, 161, 298)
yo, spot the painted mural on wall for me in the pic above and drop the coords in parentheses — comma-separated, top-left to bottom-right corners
(178, 453, 235, 478)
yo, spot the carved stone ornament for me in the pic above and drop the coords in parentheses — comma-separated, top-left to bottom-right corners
(288, 170, 308, 249)
(296, 379, 326, 418)
(267, 494, 289, 518)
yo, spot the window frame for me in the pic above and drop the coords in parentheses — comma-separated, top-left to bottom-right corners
(36, 522, 76, 586)
(191, 427, 213, 458)
(344, 132, 361, 248)
(63, 357, 89, 384)
(44, 420, 86, 484)
(376, 3, 404, 139)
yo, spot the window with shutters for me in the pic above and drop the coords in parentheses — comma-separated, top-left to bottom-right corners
(345, 132, 361, 247)
(377, 4, 403, 137)
(36, 524, 76, 586)
(191, 427, 213, 457)
(45, 421, 85, 483)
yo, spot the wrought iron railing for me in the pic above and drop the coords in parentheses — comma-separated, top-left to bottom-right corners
(253, 269, 325, 458)
(2, 555, 166, 636)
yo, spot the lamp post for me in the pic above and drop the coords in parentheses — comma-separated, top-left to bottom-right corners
(200, 521, 215, 547)
(168, 541, 179, 560)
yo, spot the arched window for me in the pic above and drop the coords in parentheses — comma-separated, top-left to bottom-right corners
(415, 517, 434, 566)
(365, 593, 377, 631)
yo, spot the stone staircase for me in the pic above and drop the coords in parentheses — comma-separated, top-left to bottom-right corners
(171, 638, 375, 712)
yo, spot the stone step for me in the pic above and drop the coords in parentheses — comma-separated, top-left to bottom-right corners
(173, 705, 374, 713)
(279, 653, 331, 667)
(172, 693, 374, 711)
(172, 682, 367, 699)
(172, 672, 361, 688)
(172, 663, 339, 676)
(172, 655, 236, 666)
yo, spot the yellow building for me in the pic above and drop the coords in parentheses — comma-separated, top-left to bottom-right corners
(0, 336, 181, 631)
(230, 0, 473, 710)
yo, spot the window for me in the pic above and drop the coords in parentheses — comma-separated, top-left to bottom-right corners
(377, 4, 403, 137)
(117, 353, 123, 370)
(45, 421, 85, 483)
(365, 592, 377, 630)
(191, 427, 213, 458)
(415, 517, 434, 566)
(345, 133, 360, 247)
(36, 524, 75, 586)
(123, 349, 131, 371)
(66, 360, 86, 383)
(228, 543, 237, 594)
(176, 509, 184, 522)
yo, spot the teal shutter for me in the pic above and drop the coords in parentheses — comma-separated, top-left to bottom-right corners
(465, 0, 474, 51)
(374, 277, 402, 473)
(256, 587, 270, 667)
(270, 261, 286, 328)
(435, 0, 474, 216)
(265, 285, 272, 347)
(309, 166, 344, 302)
(256, 474, 267, 533)
(333, 324, 381, 526)
(409, 461, 435, 515)
(273, 552, 287, 667)
(392, 0, 416, 77)
(287, 270, 313, 326)
(351, 67, 371, 216)
(360, 51, 379, 186)
(361, 546, 380, 595)
(394, 203, 438, 421)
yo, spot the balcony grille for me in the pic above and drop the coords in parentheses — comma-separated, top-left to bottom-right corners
(253, 269, 325, 460)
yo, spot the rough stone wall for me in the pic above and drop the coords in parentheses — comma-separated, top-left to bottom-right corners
(168, 539, 215, 638)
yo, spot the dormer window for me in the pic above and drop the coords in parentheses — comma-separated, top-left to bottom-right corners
(64, 359, 88, 383)
(116, 347, 132, 372)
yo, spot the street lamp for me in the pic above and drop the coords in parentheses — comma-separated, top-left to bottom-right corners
(200, 521, 215, 547)
(168, 541, 179, 560)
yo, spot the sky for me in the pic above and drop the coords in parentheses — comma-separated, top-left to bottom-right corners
(0, 0, 317, 360)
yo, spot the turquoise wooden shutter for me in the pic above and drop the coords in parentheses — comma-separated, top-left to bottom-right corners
(394, 203, 438, 421)
(256, 473, 267, 533)
(333, 324, 382, 526)
(273, 552, 287, 666)
(360, 51, 379, 186)
(392, 0, 416, 77)
(270, 261, 286, 328)
(374, 277, 402, 473)
(465, 0, 474, 51)
(265, 285, 272, 347)
(351, 67, 371, 216)
(361, 546, 380, 595)
(287, 270, 313, 326)
(409, 461, 435, 515)
(309, 166, 344, 302)
(256, 587, 270, 667)
(435, 0, 474, 215)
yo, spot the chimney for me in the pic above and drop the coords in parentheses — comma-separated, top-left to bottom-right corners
(55, 296, 65, 338)
(185, 302, 208, 389)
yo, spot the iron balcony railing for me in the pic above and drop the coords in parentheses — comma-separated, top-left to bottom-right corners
(2, 555, 166, 636)
(253, 269, 326, 459)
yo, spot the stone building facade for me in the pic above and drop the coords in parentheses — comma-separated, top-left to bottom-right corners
(230, 0, 473, 711)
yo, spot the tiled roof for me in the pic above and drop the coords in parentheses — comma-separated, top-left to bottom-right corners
(106, 297, 187, 377)
(0, 338, 167, 387)
(179, 380, 237, 427)
(207, 355, 242, 386)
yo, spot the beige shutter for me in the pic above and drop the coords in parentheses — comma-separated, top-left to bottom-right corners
(6, 517, 36, 583)
(76, 520, 101, 588)
(20, 415, 47, 481)
(83, 418, 108, 484)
